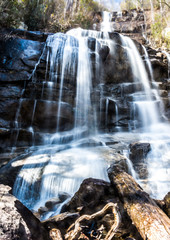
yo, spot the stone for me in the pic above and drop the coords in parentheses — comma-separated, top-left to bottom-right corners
(33, 100, 74, 133)
(0, 36, 45, 84)
(99, 45, 110, 62)
(0, 28, 49, 42)
(64, 178, 115, 215)
(58, 192, 71, 202)
(163, 192, 170, 218)
(42, 212, 79, 236)
(129, 142, 151, 163)
(134, 163, 148, 179)
(87, 37, 96, 51)
(38, 206, 49, 215)
(0, 99, 18, 122)
(0, 128, 12, 149)
(45, 197, 61, 209)
(0, 184, 49, 240)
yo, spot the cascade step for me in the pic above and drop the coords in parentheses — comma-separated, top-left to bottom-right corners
(151, 82, 167, 90)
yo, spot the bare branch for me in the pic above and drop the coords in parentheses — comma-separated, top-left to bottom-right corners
(65, 202, 120, 240)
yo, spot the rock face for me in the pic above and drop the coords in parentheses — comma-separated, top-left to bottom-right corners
(94, 9, 147, 44)
(0, 26, 169, 150)
(0, 184, 49, 240)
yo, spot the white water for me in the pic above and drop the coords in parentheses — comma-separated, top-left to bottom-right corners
(67, 29, 95, 137)
(13, 13, 170, 216)
(121, 35, 160, 129)
(13, 28, 110, 214)
(101, 11, 112, 33)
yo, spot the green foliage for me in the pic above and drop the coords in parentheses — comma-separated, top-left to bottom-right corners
(0, 0, 102, 32)
(0, 0, 22, 28)
(67, 0, 102, 30)
(151, 13, 170, 48)
(22, 0, 65, 31)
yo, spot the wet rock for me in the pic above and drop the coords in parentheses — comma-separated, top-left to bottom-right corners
(134, 162, 148, 179)
(151, 58, 168, 81)
(64, 178, 115, 215)
(0, 71, 31, 82)
(0, 128, 12, 149)
(42, 212, 80, 235)
(45, 197, 61, 209)
(15, 129, 34, 147)
(99, 45, 110, 62)
(76, 138, 103, 148)
(0, 184, 49, 240)
(33, 100, 74, 133)
(58, 191, 71, 202)
(87, 37, 96, 51)
(38, 206, 49, 215)
(163, 192, 170, 218)
(129, 142, 151, 163)
(0, 99, 18, 122)
(0, 85, 22, 99)
(0, 36, 45, 84)
(0, 28, 50, 42)
(109, 154, 130, 174)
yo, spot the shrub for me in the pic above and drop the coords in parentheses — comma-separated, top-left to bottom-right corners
(0, 0, 22, 28)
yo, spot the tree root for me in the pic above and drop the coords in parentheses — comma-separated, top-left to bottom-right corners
(65, 202, 120, 240)
(50, 228, 63, 240)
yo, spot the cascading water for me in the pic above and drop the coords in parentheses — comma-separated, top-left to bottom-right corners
(120, 35, 160, 129)
(120, 36, 170, 198)
(12, 12, 170, 217)
(101, 11, 112, 33)
(13, 28, 109, 215)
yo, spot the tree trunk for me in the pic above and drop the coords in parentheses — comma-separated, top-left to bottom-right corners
(108, 166, 170, 240)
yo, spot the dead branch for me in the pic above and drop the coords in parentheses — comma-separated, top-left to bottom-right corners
(49, 228, 63, 240)
(65, 202, 120, 240)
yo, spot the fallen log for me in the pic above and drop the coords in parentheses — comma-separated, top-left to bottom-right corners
(108, 165, 170, 240)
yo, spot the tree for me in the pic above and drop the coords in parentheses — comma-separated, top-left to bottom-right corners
(0, 0, 22, 28)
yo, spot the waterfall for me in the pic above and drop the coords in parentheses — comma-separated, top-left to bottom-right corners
(121, 35, 160, 129)
(12, 12, 170, 214)
(67, 29, 95, 137)
(101, 11, 112, 33)
(13, 27, 109, 213)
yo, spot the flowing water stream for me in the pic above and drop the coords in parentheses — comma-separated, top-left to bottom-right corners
(12, 12, 170, 217)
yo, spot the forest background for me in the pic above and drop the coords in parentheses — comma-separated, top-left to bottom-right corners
(0, 0, 169, 48)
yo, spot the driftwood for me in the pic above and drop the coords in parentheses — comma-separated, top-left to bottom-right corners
(49, 228, 63, 240)
(65, 202, 120, 240)
(108, 166, 170, 240)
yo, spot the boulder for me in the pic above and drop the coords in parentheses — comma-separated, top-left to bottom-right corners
(163, 192, 170, 218)
(129, 142, 151, 163)
(0, 184, 49, 240)
(58, 191, 71, 202)
(63, 178, 115, 215)
(45, 197, 61, 209)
